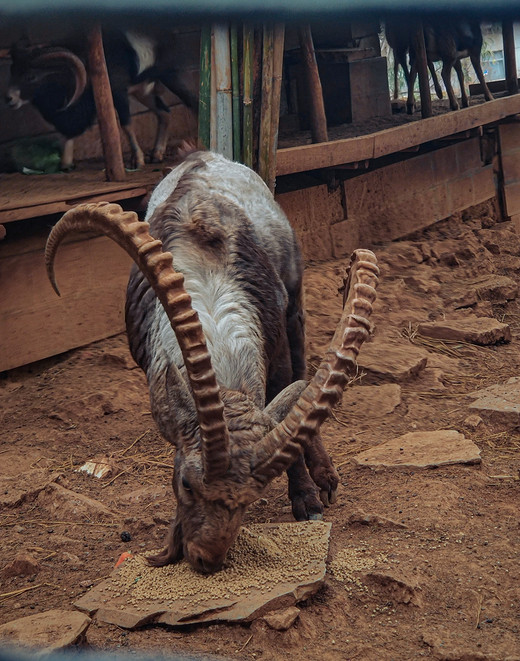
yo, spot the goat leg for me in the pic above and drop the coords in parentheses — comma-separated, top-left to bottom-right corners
(470, 53, 494, 102)
(454, 59, 469, 108)
(302, 436, 339, 506)
(287, 454, 324, 521)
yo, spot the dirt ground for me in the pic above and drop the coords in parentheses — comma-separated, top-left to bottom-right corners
(1, 199, 520, 661)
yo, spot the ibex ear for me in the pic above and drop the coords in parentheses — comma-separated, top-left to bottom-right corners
(263, 380, 307, 423)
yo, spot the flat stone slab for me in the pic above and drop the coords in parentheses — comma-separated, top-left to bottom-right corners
(357, 342, 428, 384)
(0, 610, 91, 651)
(449, 274, 518, 307)
(74, 521, 331, 629)
(341, 384, 402, 417)
(469, 377, 520, 429)
(352, 430, 481, 468)
(417, 317, 511, 346)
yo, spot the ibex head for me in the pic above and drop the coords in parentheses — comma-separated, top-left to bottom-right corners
(45, 201, 378, 574)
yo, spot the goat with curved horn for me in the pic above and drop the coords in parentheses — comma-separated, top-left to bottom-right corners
(45, 150, 378, 573)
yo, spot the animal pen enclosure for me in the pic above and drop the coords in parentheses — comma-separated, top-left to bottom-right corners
(1, 10, 520, 373)
(2, 3, 520, 661)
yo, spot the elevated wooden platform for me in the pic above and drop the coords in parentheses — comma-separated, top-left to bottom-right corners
(0, 164, 163, 225)
(276, 93, 520, 175)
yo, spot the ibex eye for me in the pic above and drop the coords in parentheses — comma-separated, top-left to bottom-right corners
(182, 477, 192, 492)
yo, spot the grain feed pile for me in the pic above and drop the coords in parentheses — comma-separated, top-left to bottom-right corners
(75, 521, 331, 628)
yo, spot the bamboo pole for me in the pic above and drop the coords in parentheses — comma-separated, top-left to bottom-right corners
(502, 20, 518, 95)
(297, 25, 328, 144)
(412, 21, 432, 119)
(258, 24, 274, 183)
(87, 25, 125, 181)
(213, 23, 233, 159)
(230, 24, 241, 162)
(242, 24, 254, 168)
(198, 24, 212, 149)
(265, 23, 285, 192)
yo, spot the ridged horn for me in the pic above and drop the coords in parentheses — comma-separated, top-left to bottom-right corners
(33, 48, 87, 108)
(252, 249, 379, 480)
(44, 201, 230, 480)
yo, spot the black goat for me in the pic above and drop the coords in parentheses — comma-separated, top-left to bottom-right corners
(385, 18, 493, 114)
(6, 30, 199, 170)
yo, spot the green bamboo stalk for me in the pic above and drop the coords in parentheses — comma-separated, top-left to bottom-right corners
(258, 24, 274, 184)
(242, 23, 254, 168)
(198, 24, 212, 150)
(230, 24, 241, 162)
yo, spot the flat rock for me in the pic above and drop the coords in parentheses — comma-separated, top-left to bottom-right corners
(352, 430, 481, 469)
(357, 341, 428, 384)
(74, 521, 331, 629)
(262, 606, 300, 630)
(450, 274, 518, 307)
(418, 317, 511, 346)
(0, 610, 91, 650)
(340, 384, 402, 417)
(468, 377, 520, 429)
(37, 483, 118, 521)
(365, 570, 423, 607)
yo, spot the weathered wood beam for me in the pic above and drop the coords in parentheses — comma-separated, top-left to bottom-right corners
(502, 20, 518, 95)
(412, 21, 432, 119)
(87, 26, 126, 182)
(297, 25, 328, 144)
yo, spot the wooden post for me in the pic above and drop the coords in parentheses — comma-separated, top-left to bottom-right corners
(230, 24, 241, 162)
(198, 24, 212, 149)
(412, 21, 432, 119)
(502, 20, 518, 96)
(213, 24, 233, 159)
(242, 24, 254, 168)
(265, 23, 285, 191)
(87, 26, 125, 181)
(297, 24, 328, 144)
(258, 24, 275, 183)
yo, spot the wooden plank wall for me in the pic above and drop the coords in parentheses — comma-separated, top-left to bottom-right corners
(498, 122, 520, 233)
(1, 232, 132, 372)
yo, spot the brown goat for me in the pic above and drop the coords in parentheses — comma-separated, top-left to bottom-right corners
(45, 150, 378, 573)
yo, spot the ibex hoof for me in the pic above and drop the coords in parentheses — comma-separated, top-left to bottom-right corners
(320, 487, 338, 507)
(309, 513, 324, 521)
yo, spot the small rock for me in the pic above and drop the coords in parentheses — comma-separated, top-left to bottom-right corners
(263, 606, 300, 631)
(352, 430, 481, 469)
(0, 610, 91, 650)
(418, 316, 511, 346)
(0, 552, 40, 578)
(464, 414, 484, 430)
(468, 377, 520, 430)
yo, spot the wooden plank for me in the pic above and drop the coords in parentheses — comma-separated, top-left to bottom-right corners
(276, 94, 520, 176)
(0, 188, 149, 224)
(0, 234, 132, 372)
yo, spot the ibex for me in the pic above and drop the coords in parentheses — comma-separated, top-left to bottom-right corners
(7, 30, 198, 170)
(45, 149, 378, 574)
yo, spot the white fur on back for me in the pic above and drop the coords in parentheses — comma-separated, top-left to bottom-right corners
(126, 32, 156, 75)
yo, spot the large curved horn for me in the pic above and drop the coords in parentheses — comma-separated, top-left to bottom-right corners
(33, 49, 87, 108)
(45, 201, 230, 480)
(252, 249, 379, 482)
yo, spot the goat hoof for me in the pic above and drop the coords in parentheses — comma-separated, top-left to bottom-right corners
(309, 513, 323, 521)
(290, 491, 324, 522)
